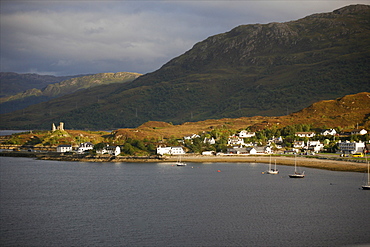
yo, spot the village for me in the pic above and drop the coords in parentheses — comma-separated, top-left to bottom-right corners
(49, 122, 369, 158)
(156, 129, 369, 157)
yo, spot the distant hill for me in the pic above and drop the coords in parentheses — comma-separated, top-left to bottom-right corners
(0, 72, 142, 114)
(0, 72, 88, 97)
(0, 4, 369, 130)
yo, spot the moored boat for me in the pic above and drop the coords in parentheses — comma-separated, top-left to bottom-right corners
(176, 156, 187, 166)
(289, 154, 305, 178)
(265, 157, 279, 174)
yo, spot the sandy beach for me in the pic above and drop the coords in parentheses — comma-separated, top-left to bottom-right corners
(164, 155, 368, 172)
(0, 151, 367, 172)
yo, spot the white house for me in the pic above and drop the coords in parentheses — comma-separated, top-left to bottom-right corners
(171, 147, 186, 155)
(351, 129, 368, 135)
(227, 136, 245, 146)
(268, 136, 283, 144)
(293, 141, 305, 149)
(226, 146, 272, 155)
(337, 141, 365, 154)
(306, 140, 324, 153)
(184, 134, 200, 140)
(295, 132, 316, 138)
(57, 145, 73, 153)
(96, 145, 121, 156)
(250, 146, 272, 155)
(156, 146, 185, 155)
(204, 137, 216, 145)
(77, 142, 94, 153)
(239, 130, 256, 138)
(202, 151, 215, 155)
(321, 129, 337, 136)
(156, 146, 172, 155)
(106, 146, 121, 156)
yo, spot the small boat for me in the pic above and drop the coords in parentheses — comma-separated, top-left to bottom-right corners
(289, 154, 305, 178)
(176, 156, 187, 166)
(361, 154, 370, 190)
(265, 156, 279, 174)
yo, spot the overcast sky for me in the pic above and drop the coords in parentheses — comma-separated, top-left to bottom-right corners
(1, 0, 368, 76)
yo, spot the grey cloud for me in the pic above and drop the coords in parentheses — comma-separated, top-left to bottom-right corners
(1, 1, 368, 76)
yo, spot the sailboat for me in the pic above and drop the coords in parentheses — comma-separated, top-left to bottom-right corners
(361, 153, 370, 190)
(176, 155, 187, 166)
(289, 154, 305, 178)
(265, 156, 279, 174)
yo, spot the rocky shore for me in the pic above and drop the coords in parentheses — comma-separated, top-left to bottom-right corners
(0, 151, 367, 172)
(0, 151, 164, 163)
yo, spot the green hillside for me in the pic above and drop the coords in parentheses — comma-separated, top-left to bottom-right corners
(0, 4, 369, 130)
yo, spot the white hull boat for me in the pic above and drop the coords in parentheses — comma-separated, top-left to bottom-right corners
(265, 157, 279, 174)
(289, 155, 305, 178)
(176, 156, 187, 166)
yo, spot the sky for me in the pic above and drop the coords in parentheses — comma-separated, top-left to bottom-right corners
(1, 0, 369, 76)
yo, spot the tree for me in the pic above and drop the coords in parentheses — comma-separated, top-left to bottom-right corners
(133, 140, 146, 151)
(146, 143, 157, 154)
(94, 143, 106, 151)
(122, 143, 135, 155)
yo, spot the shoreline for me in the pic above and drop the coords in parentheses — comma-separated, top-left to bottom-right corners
(166, 155, 368, 172)
(0, 151, 367, 172)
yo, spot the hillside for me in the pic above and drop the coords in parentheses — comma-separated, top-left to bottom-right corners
(110, 92, 370, 141)
(0, 72, 84, 97)
(0, 4, 369, 130)
(2, 92, 367, 147)
(0, 72, 142, 114)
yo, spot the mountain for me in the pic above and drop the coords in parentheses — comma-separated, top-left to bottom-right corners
(0, 72, 142, 114)
(0, 72, 87, 97)
(0, 4, 369, 130)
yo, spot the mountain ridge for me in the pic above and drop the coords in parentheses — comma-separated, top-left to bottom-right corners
(0, 72, 142, 114)
(0, 72, 87, 97)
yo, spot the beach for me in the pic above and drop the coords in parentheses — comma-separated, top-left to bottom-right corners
(0, 151, 367, 172)
(164, 155, 368, 172)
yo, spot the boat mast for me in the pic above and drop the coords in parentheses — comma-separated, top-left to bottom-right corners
(294, 154, 297, 173)
(367, 153, 370, 185)
(367, 159, 370, 185)
(269, 155, 272, 170)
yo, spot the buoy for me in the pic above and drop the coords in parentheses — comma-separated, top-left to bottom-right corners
(217, 170, 221, 172)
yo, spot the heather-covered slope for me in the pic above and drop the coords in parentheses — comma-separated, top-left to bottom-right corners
(1, 5, 369, 130)
(110, 92, 370, 141)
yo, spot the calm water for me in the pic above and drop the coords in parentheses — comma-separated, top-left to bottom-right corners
(1, 157, 369, 247)
(0, 130, 30, 136)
